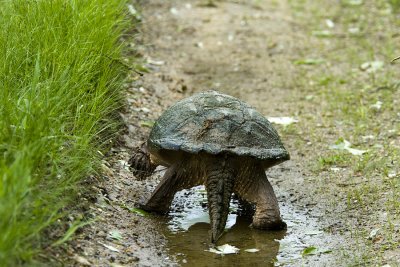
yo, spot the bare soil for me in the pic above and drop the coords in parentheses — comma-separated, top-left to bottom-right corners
(63, 0, 399, 266)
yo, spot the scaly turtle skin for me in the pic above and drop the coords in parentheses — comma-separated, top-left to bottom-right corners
(129, 90, 289, 243)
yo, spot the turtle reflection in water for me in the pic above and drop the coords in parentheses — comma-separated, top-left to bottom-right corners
(129, 90, 289, 243)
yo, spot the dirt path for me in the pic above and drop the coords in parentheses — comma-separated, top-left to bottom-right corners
(64, 0, 399, 266)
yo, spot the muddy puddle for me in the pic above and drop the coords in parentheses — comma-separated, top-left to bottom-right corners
(154, 184, 344, 267)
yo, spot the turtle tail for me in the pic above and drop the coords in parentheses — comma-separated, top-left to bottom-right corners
(206, 160, 235, 244)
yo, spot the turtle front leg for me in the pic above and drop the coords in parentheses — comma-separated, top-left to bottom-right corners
(128, 143, 157, 180)
(234, 164, 286, 230)
(138, 161, 198, 214)
(137, 164, 180, 213)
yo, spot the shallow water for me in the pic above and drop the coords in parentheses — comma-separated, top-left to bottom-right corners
(161, 186, 341, 266)
(162, 186, 283, 266)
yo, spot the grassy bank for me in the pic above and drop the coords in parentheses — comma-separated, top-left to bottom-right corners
(0, 0, 129, 265)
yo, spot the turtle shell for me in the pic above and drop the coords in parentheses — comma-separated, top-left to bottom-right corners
(147, 90, 290, 169)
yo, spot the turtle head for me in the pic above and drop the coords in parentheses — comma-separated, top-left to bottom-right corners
(128, 143, 157, 180)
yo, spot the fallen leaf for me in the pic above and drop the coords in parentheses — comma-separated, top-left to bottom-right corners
(346, 147, 367, 156)
(329, 139, 367, 155)
(325, 19, 335, 28)
(141, 107, 151, 113)
(147, 58, 165, 66)
(360, 61, 384, 73)
(368, 228, 380, 239)
(129, 207, 149, 217)
(196, 42, 204, 48)
(302, 246, 332, 256)
(140, 120, 155, 128)
(207, 244, 240, 255)
(312, 30, 333, 37)
(319, 249, 333, 254)
(294, 58, 325, 65)
(133, 64, 150, 73)
(108, 230, 123, 241)
(268, 117, 299, 125)
(100, 242, 120, 252)
(244, 248, 260, 253)
(302, 246, 317, 256)
(73, 255, 91, 266)
(370, 101, 382, 110)
(118, 203, 149, 216)
(127, 4, 137, 15)
(304, 230, 323, 236)
(170, 7, 179, 15)
(127, 4, 141, 20)
(361, 135, 375, 141)
(118, 160, 128, 167)
(348, 27, 360, 34)
(345, 0, 363, 6)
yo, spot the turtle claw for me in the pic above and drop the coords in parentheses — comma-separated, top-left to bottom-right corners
(250, 218, 287, 231)
(134, 200, 169, 215)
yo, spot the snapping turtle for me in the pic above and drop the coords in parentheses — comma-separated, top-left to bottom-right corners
(129, 90, 289, 243)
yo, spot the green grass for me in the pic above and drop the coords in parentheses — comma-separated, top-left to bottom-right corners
(285, 0, 400, 264)
(288, 0, 400, 175)
(389, 0, 400, 11)
(0, 0, 129, 265)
